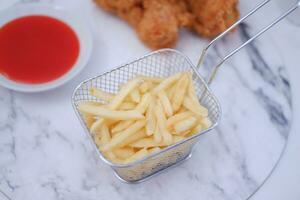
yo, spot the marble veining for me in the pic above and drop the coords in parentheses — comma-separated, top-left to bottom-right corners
(0, 0, 297, 200)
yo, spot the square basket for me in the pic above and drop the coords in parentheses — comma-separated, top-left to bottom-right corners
(72, 49, 221, 183)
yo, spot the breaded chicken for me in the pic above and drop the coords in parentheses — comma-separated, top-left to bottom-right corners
(94, 0, 239, 49)
(187, 0, 239, 38)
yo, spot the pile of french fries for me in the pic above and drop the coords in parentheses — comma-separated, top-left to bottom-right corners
(78, 72, 211, 164)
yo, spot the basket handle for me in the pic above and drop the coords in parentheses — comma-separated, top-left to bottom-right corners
(197, 0, 300, 85)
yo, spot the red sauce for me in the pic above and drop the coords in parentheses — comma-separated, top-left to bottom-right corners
(0, 15, 80, 84)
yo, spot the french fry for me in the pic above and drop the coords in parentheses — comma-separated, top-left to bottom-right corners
(120, 128, 147, 147)
(111, 120, 134, 134)
(154, 101, 173, 145)
(172, 135, 185, 143)
(94, 134, 102, 147)
(119, 102, 137, 110)
(166, 111, 193, 128)
(153, 123, 162, 143)
(90, 118, 104, 134)
(152, 73, 181, 94)
(108, 78, 141, 110)
(124, 148, 148, 163)
(101, 120, 146, 151)
(180, 130, 191, 136)
(113, 148, 135, 159)
(148, 147, 161, 154)
(171, 73, 189, 112)
(103, 152, 123, 164)
(139, 81, 153, 94)
(158, 91, 173, 117)
(177, 107, 187, 113)
(189, 124, 202, 136)
(166, 84, 176, 99)
(82, 113, 96, 129)
(130, 88, 141, 103)
(145, 99, 156, 136)
(174, 116, 197, 134)
(100, 124, 111, 145)
(78, 104, 144, 120)
(135, 93, 152, 114)
(187, 72, 199, 103)
(183, 97, 208, 117)
(90, 87, 115, 102)
(201, 117, 212, 129)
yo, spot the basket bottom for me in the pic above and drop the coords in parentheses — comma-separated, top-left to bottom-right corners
(113, 151, 193, 184)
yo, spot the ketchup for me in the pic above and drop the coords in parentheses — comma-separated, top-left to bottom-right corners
(0, 15, 80, 84)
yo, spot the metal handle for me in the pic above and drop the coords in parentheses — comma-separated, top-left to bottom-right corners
(197, 0, 300, 85)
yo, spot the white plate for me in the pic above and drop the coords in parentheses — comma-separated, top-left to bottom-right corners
(0, 3, 93, 92)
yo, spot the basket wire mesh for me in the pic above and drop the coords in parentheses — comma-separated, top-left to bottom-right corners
(72, 49, 220, 182)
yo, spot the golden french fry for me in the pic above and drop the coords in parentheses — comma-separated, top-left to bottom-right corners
(111, 120, 134, 134)
(177, 107, 187, 113)
(174, 116, 197, 134)
(189, 124, 202, 136)
(201, 117, 212, 129)
(172, 135, 185, 143)
(180, 130, 191, 136)
(187, 72, 199, 103)
(145, 99, 156, 136)
(90, 87, 115, 102)
(82, 113, 96, 129)
(152, 73, 181, 94)
(103, 152, 124, 164)
(166, 111, 193, 128)
(154, 101, 173, 145)
(135, 93, 152, 114)
(120, 128, 147, 147)
(94, 134, 102, 147)
(139, 81, 153, 94)
(153, 123, 162, 143)
(108, 78, 141, 110)
(183, 97, 208, 117)
(130, 88, 141, 103)
(158, 91, 173, 117)
(119, 102, 137, 110)
(124, 148, 148, 163)
(166, 84, 176, 100)
(148, 147, 161, 154)
(90, 118, 104, 134)
(100, 124, 111, 145)
(101, 120, 146, 151)
(113, 148, 135, 159)
(78, 104, 144, 120)
(171, 73, 189, 112)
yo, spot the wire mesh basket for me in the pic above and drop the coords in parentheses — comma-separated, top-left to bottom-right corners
(72, 0, 299, 182)
(72, 49, 220, 182)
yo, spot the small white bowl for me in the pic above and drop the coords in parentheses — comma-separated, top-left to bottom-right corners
(0, 3, 93, 92)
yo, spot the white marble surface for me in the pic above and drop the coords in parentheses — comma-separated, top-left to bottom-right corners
(0, 0, 298, 200)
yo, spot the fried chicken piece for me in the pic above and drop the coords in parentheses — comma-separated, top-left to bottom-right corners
(94, 0, 239, 48)
(137, 0, 179, 49)
(187, 0, 239, 38)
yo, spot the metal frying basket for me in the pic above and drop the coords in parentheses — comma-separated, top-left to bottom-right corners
(72, 0, 299, 183)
